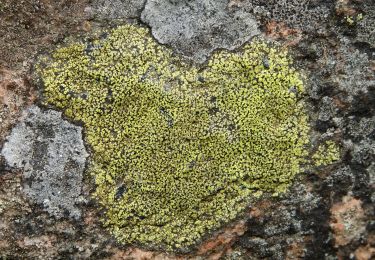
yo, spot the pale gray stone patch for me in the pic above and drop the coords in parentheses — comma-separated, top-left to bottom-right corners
(141, 0, 260, 63)
(1, 105, 89, 220)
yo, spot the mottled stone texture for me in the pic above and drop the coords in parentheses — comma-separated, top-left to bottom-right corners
(231, 0, 333, 33)
(0, 68, 35, 145)
(0, 0, 89, 71)
(90, 0, 146, 20)
(1, 106, 88, 219)
(0, 0, 374, 259)
(141, 0, 259, 63)
(356, 8, 375, 47)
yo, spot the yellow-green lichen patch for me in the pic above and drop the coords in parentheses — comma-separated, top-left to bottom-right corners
(39, 24, 310, 251)
(313, 140, 340, 167)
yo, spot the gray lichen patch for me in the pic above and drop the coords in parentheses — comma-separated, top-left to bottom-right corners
(235, 0, 332, 33)
(141, 0, 260, 63)
(1, 105, 88, 220)
(356, 7, 375, 47)
(335, 39, 375, 103)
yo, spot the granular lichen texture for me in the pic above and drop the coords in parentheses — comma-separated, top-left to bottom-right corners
(39, 25, 310, 250)
(313, 140, 340, 167)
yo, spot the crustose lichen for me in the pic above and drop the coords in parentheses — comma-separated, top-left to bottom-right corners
(39, 25, 310, 251)
(313, 140, 340, 167)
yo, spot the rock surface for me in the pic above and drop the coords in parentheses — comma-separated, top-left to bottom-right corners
(141, 0, 260, 63)
(1, 105, 88, 219)
(0, 68, 35, 145)
(0, 0, 374, 259)
(90, 0, 146, 20)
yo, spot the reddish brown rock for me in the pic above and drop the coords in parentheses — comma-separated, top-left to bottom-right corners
(330, 195, 366, 247)
(0, 68, 35, 144)
(0, 0, 90, 71)
(335, 0, 357, 16)
(265, 21, 303, 47)
(197, 220, 247, 258)
(355, 244, 375, 260)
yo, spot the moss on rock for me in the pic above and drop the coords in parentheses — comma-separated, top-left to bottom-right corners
(39, 24, 310, 250)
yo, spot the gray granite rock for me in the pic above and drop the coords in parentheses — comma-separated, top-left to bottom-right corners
(1, 105, 88, 219)
(141, 0, 259, 63)
(356, 7, 375, 48)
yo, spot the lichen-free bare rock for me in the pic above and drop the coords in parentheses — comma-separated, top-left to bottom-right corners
(1, 105, 88, 219)
(141, 0, 259, 63)
(90, 0, 146, 20)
